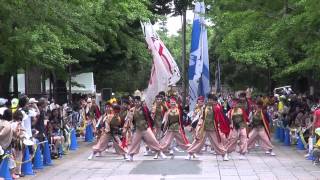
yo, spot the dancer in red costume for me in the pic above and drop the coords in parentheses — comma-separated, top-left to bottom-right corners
(88, 104, 126, 160)
(225, 98, 249, 160)
(151, 95, 168, 141)
(160, 97, 190, 157)
(247, 100, 276, 156)
(185, 94, 230, 160)
(124, 96, 166, 161)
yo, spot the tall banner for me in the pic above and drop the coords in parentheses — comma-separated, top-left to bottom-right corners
(188, 2, 210, 111)
(141, 22, 181, 108)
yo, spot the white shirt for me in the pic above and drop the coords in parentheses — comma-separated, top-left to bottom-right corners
(20, 109, 37, 139)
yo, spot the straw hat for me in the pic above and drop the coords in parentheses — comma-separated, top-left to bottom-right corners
(134, 90, 142, 97)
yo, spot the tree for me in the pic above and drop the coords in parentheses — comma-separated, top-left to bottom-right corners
(0, 0, 154, 98)
(206, 0, 320, 93)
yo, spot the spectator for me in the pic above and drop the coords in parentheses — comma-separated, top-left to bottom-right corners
(0, 117, 18, 178)
(11, 98, 19, 113)
(34, 98, 48, 142)
(18, 96, 33, 139)
(48, 108, 64, 159)
(312, 128, 320, 165)
(11, 110, 26, 178)
(313, 99, 320, 132)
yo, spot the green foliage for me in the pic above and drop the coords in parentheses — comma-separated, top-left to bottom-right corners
(0, 0, 154, 93)
(206, 0, 320, 92)
(0, 0, 104, 71)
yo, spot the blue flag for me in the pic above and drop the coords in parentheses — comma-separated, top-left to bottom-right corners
(188, 2, 210, 111)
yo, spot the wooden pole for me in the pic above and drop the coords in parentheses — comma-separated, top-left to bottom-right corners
(181, 9, 187, 108)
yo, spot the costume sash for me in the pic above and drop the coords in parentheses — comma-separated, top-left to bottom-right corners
(211, 105, 221, 142)
(142, 106, 153, 129)
(178, 105, 189, 144)
(260, 111, 271, 140)
(214, 104, 231, 138)
(95, 106, 101, 119)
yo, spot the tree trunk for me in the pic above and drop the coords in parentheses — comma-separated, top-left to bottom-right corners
(55, 80, 67, 105)
(25, 66, 42, 98)
(68, 65, 72, 104)
(41, 70, 46, 95)
(284, 0, 288, 15)
(268, 66, 272, 95)
(49, 72, 53, 101)
(0, 73, 11, 98)
(13, 71, 18, 97)
(51, 71, 67, 105)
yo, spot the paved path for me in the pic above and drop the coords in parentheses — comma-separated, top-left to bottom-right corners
(22, 140, 320, 180)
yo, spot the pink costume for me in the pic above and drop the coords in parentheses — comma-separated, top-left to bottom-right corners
(160, 107, 190, 150)
(92, 114, 126, 155)
(187, 104, 230, 155)
(151, 103, 167, 140)
(125, 106, 162, 155)
(247, 110, 273, 151)
(225, 108, 249, 154)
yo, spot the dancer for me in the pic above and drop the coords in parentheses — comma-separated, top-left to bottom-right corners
(95, 103, 113, 156)
(160, 97, 190, 156)
(88, 104, 126, 160)
(85, 98, 97, 132)
(151, 95, 167, 141)
(96, 103, 113, 140)
(225, 98, 249, 160)
(247, 100, 276, 156)
(119, 98, 131, 148)
(124, 96, 166, 161)
(190, 96, 206, 137)
(185, 94, 230, 160)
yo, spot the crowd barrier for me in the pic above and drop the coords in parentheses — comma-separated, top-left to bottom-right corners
(274, 120, 317, 161)
(0, 128, 79, 179)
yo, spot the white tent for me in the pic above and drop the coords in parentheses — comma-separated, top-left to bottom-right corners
(65, 72, 96, 94)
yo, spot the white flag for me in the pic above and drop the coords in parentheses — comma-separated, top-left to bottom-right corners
(141, 22, 181, 108)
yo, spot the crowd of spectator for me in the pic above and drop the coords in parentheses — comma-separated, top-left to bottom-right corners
(0, 95, 81, 179)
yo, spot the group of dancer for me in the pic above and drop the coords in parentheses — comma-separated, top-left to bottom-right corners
(87, 90, 276, 161)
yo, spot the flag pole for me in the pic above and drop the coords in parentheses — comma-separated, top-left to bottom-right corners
(182, 9, 187, 108)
